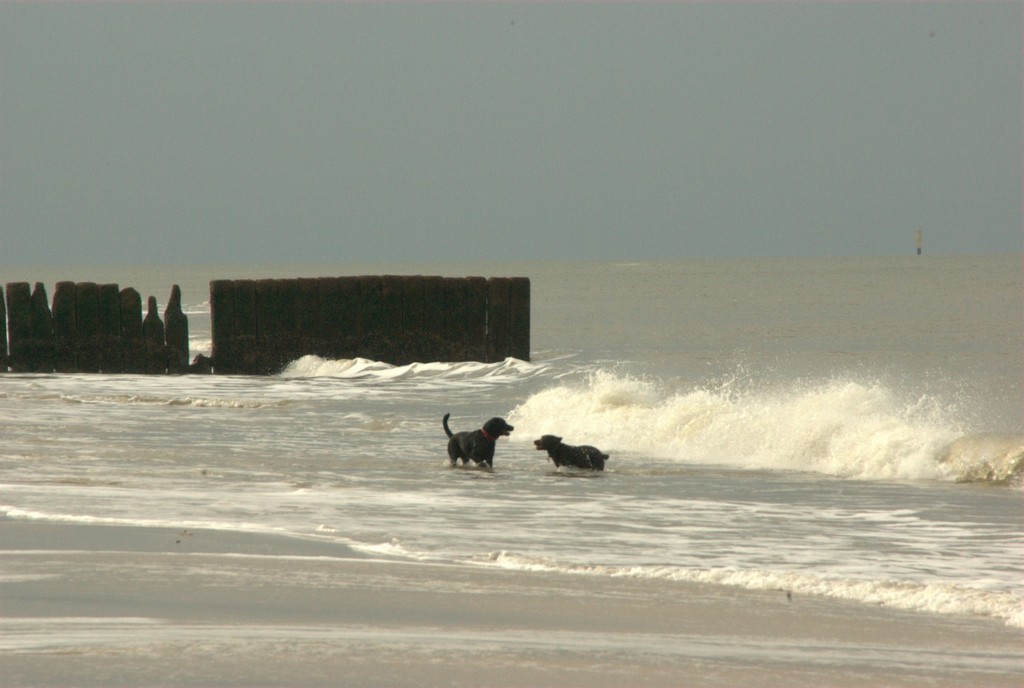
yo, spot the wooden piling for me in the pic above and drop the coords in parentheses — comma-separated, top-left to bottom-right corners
(120, 288, 144, 373)
(209, 280, 236, 374)
(420, 276, 446, 363)
(465, 277, 488, 362)
(318, 277, 360, 360)
(275, 279, 301, 372)
(442, 277, 468, 362)
(486, 277, 512, 362)
(509, 277, 531, 361)
(380, 276, 404, 363)
(206, 274, 529, 373)
(75, 283, 101, 373)
(142, 296, 166, 373)
(29, 283, 56, 372)
(5, 283, 32, 373)
(97, 284, 122, 373)
(297, 278, 320, 358)
(164, 285, 189, 374)
(401, 276, 430, 363)
(5, 274, 528, 374)
(358, 276, 384, 364)
(318, 277, 344, 359)
(232, 280, 258, 374)
(0, 285, 6, 370)
(4, 280, 190, 374)
(50, 282, 75, 372)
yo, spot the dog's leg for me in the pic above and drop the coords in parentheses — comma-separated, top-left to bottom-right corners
(447, 438, 462, 466)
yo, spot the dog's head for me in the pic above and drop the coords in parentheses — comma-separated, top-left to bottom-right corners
(533, 435, 562, 451)
(483, 417, 514, 439)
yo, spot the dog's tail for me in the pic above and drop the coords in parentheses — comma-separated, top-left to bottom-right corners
(442, 413, 454, 438)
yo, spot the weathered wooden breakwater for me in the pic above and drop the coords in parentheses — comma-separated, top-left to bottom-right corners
(210, 275, 530, 374)
(2, 275, 530, 375)
(2, 282, 189, 374)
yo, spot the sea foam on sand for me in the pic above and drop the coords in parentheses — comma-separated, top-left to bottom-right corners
(2, 520, 1022, 688)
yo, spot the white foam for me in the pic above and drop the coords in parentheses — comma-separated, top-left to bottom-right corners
(58, 393, 278, 408)
(279, 355, 544, 383)
(477, 551, 1024, 629)
(0, 505, 286, 536)
(348, 538, 444, 562)
(508, 371, 967, 481)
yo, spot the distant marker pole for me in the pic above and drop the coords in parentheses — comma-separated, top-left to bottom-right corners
(916, 229, 922, 256)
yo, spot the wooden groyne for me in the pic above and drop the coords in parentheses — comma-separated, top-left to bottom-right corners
(1, 282, 189, 374)
(2, 275, 529, 374)
(210, 275, 530, 374)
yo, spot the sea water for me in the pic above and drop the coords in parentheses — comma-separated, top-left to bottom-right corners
(1, 255, 1022, 632)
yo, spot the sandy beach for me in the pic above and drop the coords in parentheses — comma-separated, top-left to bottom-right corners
(2, 520, 1021, 688)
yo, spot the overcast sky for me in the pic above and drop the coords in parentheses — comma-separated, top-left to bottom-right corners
(1, 1, 1020, 267)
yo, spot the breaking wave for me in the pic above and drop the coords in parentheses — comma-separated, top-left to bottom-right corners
(507, 371, 1023, 485)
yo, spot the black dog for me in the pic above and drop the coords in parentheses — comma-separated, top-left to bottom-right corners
(442, 413, 514, 467)
(534, 435, 608, 471)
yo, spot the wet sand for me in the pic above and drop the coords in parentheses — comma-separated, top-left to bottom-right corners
(2, 521, 1021, 687)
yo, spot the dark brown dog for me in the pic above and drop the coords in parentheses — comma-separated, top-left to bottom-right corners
(534, 434, 608, 471)
(443, 413, 513, 467)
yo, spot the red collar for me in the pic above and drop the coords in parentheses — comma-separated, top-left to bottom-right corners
(480, 428, 496, 443)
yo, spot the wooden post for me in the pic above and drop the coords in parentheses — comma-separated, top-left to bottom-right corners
(465, 277, 488, 361)
(318, 277, 344, 359)
(5, 283, 32, 372)
(486, 277, 512, 362)
(420, 276, 446, 363)
(327, 276, 361, 359)
(275, 279, 300, 373)
(338, 277, 361, 359)
(142, 295, 166, 373)
(52, 282, 77, 373)
(97, 283, 121, 373)
(0, 284, 7, 371)
(359, 276, 384, 361)
(509, 277, 530, 361)
(75, 283, 100, 373)
(164, 285, 189, 374)
(120, 288, 144, 373)
(380, 275, 404, 363)
(297, 277, 320, 358)
(401, 276, 427, 363)
(232, 280, 257, 374)
(443, 277, 467, 361)
(210, 280, 236, 374)
(29, 282, 55, 372)
(254, 279, 278, 374)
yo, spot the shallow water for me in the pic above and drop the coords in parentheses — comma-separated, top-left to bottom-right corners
(2, 255, 1022, 635)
